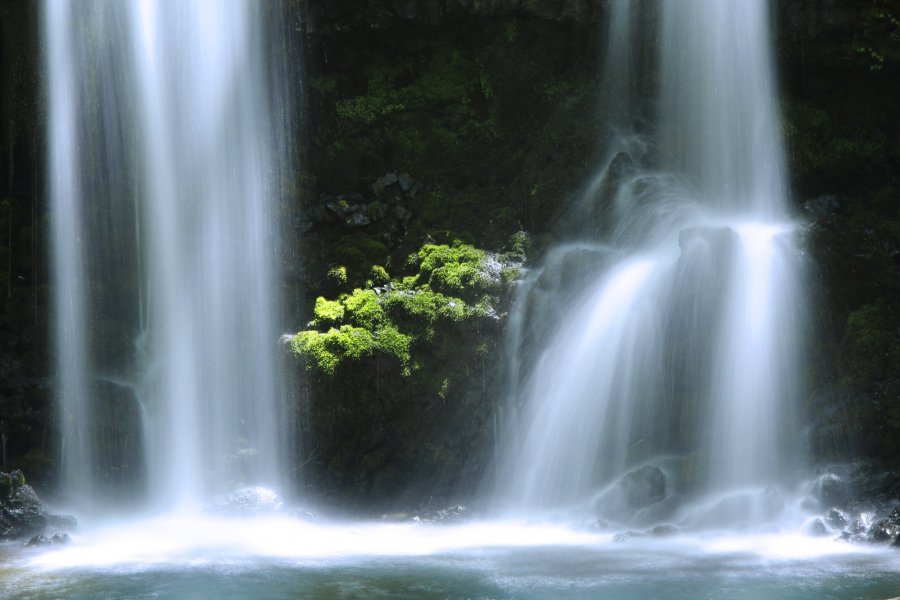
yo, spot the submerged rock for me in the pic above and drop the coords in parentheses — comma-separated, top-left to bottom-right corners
(619, 465, 666, 509)
(804, 518, 828, 536)
(593, 465, 667, 523)
(649, 524, 679, 537)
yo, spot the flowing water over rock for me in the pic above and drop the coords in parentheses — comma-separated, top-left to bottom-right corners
(495, 0, 809, 528)
(27, 1, 899, 597)
(46, 0, 290, 511)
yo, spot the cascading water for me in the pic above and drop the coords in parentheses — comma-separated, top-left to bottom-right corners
(496, 0, 808, 526)
(46, 0, 289, 511)
(18, 2, 900, 593)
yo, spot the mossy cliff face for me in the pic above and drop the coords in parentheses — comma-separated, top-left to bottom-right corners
(292, 0, 900, 506)
(289, 8, 602, 507)
(0, 2, 53, 486)
(777, 0, 900, 469)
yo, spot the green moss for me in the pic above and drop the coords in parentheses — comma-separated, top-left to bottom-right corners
(370, 265, 390, 285)
(383, 289, 468, 323)
(327, 265, 348, 286)
(329, 234, 389, 282)
(293, 238, 515, 382)
(291, 326, 376, 375)
(343, 288, 385, 330)
(374, 325, 413, 375)
(312, 297, 344, 326)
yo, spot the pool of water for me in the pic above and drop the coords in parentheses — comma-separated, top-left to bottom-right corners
(2, 519, 899, 599)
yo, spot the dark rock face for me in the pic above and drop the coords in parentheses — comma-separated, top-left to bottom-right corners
(868, 507, 900, 545)
(1, 470, 47, 540)
(305, 0, 604, 33)
(814, 473, 850, 508)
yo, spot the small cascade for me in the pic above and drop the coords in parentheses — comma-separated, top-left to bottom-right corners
(497, 0, 808, 528)
(45, 1, 292, 511)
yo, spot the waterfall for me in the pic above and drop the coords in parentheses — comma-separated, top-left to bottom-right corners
(45, 0, 291, 511)
(497, 0, 807, 526)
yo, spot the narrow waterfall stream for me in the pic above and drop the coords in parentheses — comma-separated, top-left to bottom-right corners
(46, 0, 287, 511)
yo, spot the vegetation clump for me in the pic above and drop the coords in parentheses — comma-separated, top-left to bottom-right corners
(291, 240, 517, 376)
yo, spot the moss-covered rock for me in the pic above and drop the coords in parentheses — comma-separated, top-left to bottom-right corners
(290, 240, 520, 509)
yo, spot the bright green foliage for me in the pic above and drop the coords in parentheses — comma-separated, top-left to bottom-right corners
(342, 288, 385, 330)
(374, 325, 413, 376)
(383, 289, 468, 323)
(292, 241, 511, 377)
(416, 241, 490, 297)
(291, 326, 375, 375)
(370, 265, 390, 285)
(327, 265, 348, 286)
(312, 297, 344, 326)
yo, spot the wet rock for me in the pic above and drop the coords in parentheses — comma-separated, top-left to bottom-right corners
(612, 530, 646, 542)
(594, 465, 667, 523)
(345, 212, 372, 228)
(620, 466, 666, 509)
(867, 507, 900, 544)
(632, 494, 682, 526)
(839, 531, 866, 544)
(805, 518, 828, 536)
(803, 195, 840, 220)
(25, 532, 70, 547)
(415, 504, 468, 524)
(649, 524, 679, 537)
(0, 470, 48, 540)
(25, 534, 50, 546)
(847, 513, 872, 535)
(824, 508, 850, 529)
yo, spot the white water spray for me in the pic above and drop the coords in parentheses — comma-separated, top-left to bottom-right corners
(496, 0, 807, 527)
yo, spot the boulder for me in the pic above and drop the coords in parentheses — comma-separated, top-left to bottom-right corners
(805, 518, 828, 536)
(0, 470, 48, 540)
(619, 465, 666, 509)
(867, 507, 900, 545)
(594, 465, 667, 523)
(824, 507, 850, 529)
